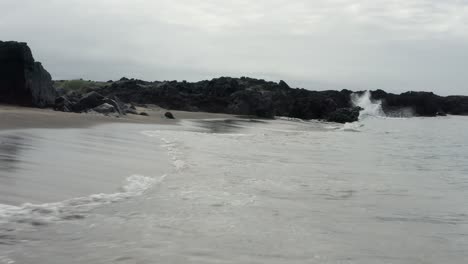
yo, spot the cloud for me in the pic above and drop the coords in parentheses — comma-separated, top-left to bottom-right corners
(1, 0, 467, 95)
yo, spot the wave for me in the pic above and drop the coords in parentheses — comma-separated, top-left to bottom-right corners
(142, 130, 188, 172)
(275, 116, 307, 123)
(0, 174, 163, 226)
(352, 90, 386, 119)
(339, 122, 364, 132)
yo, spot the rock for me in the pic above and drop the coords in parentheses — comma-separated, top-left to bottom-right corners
(123, 103, 138, 114)
(278, 80, 290, 89)
(54, 75, 468, 122)
(93, 77, 355, 120)
(54, 96, 74, 112)
(440, 96, 468, 115)
(326, 107, 361, 123)
(73, 91, 105, 112)
(368, 90, 468, 117)
(105, 96, 125, 116)
(164, 112, 175, 119)
(92, 103, 116, 115)
(0, 41, 56, 107)
(139, 112, 149, 116)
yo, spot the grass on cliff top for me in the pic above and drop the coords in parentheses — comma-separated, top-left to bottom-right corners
(54, 79, 111, 94)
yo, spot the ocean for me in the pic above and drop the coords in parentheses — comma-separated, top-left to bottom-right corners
(1, 109, 468, 263)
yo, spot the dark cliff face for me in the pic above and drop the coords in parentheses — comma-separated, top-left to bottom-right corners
(0, 41, 55, 107)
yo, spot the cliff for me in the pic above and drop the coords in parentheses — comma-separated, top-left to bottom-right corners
(0, 41, 55, 107)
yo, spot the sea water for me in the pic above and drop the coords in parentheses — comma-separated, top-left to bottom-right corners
(0, 112, 468, 263)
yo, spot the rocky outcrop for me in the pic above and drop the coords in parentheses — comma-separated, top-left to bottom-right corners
(0, 41, 55, 107)
(326, 107, 361, 123)
(51, 76, 468, 122)
(93, 103, 117, 115)
(93, 77, 356, 121)
(56, 77, 465, 122)
(370, 90, 468, 116)
(54, 91, 139, 117)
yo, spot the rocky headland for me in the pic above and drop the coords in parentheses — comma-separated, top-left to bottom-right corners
(1, 41, 468, 123)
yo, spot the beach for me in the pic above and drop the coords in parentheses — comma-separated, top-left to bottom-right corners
(0, 104, 235, 130)
(1, 108, 468, 263)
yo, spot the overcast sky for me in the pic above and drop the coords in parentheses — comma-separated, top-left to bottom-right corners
(1, 0, 467, 95)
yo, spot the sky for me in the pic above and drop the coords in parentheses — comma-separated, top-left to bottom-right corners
(1, 0, 467, 95)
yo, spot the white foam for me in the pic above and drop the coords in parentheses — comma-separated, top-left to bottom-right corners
(275, 116, 307, 123)
(340, 122, 364, 132)
(352, 91, 386, 119)
(142, 130, 188, 172)
(0, 174, 163, 225)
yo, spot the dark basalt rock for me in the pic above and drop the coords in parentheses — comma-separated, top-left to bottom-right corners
(326, 107, 361, 123)
(73, 91, 106, 112)
(370, 90, 468, 117)
(164, 112, 175, 119)
(104, 96, 126, 116)
(54, 96, 74, 112)
(93, 103, 116, 115)
(94, 77, 357, 120)
(52, 76, 468, 121)
(53, 91, 138, 117)
(0, 41, 55, 107)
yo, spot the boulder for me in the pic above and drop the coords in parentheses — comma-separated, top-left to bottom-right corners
(93, 103, 116, 115)
(164, 112, 175, 119)
(54, 96, 74, 112)
(0, 41, 55, 107)
(73, 91, 105, 112)
(123, 103, 138, 114)
(326, 107, 361, 123)
(104, 96, 125, 116)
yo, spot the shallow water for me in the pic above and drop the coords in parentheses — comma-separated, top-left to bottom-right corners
(1, 116, 468, 263)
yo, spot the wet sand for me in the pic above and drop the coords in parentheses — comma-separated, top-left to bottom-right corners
(0, 104, 235, 130)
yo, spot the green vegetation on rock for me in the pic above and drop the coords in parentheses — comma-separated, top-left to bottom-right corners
(54, 79, 110, 94)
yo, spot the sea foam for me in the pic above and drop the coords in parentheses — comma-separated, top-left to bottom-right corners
(142, 130, 188, 172)
(0, 174, 163, 226)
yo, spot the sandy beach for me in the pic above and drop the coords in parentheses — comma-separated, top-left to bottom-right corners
(0, 104, 235, 130)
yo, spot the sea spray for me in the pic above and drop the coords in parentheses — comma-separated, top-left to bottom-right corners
(351, 91, 385, 119)
(335, 91, 385, 131)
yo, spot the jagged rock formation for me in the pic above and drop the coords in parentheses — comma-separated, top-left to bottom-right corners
(54, 91, 140, 117)
(91, 77, 358, 122)
(57, 77, 468, 122)
(0, 41, 55, 107)
(370, 90, 468, 116)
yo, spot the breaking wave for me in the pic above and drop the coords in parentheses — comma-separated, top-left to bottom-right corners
(352, 90, 385, 119)
(0, 174, 163, 226)
(141, 130, 188, 172)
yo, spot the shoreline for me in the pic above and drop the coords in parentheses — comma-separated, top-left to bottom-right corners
(0, 104, 236, 131)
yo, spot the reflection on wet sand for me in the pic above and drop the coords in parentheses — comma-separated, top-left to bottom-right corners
(0, 125, 171, 206)
(190, 119, 266, 134)
(0, 134, 31, 173)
